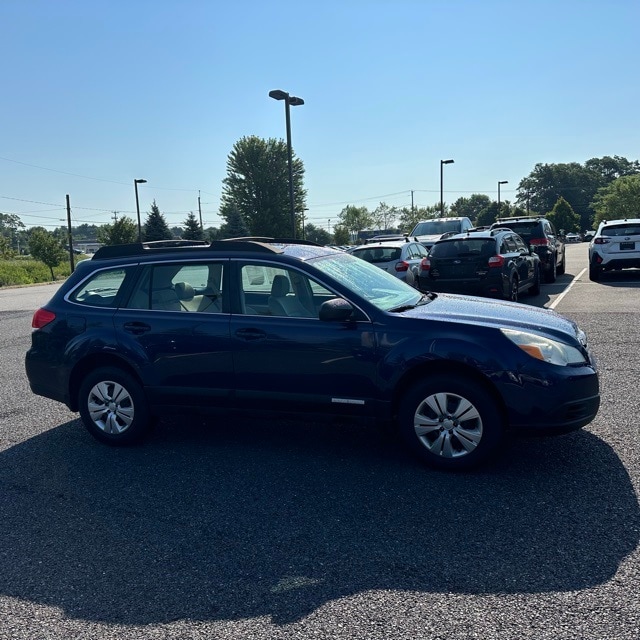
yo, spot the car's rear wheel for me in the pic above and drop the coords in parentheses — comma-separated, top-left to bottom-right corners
(529, 265, 541, 295)
(78, 367, 151, 445)
(557, 251, 566, 275)
(545, 255, 557, 283)
(589, 264, 601, 281)
(398, 374, 505, 470)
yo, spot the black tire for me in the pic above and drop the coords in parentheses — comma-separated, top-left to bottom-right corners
(508, 277, 518, 302)
(589, 264, 601, 281)
(557, 251, 566, 275)
(545, 255, 557, 283)
(398, 374, 505, 471)
(529, 265, 541, 296)
(78, 366, 151, 445)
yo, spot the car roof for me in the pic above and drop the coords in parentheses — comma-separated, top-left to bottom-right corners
(598, 218, 640, 228)
(90, 238, 338, 263)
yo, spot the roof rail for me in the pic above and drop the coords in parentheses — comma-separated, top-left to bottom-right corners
(91, 238, 288, 260)
(224, 236, 321, 246)
(93, 240, 207, 260)
(495, 215, 544, 223)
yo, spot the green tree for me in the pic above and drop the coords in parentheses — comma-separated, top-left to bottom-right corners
(182, 211, 204, 240)
(332, 225, 350, 245)
(547, 197, 581, 234)
(219, 204, 250, 239)
(143, 200, 172, 241)
(476, 202, 501, 227)
(96, 216, 138, 245)
(592, 174, 640, 228)
(398, 204, 440, 233)
(370, 202, 398, 231)
(220, 135, 306, 237)
(28, 228, 66, 280)
(0, 213, 25, 251)
(450, 194, 492, 223)
(0, 234, 15, 258)
(336, 205, 372, 240)
(304, 223, 331, 245)
(515, 157, 640, 233)
(584, 155, 640, 182)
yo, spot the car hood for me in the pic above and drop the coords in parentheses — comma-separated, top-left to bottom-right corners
(402, 293, 583, 344)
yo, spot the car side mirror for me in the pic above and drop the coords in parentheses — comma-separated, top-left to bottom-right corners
(319, 298, 354, 322)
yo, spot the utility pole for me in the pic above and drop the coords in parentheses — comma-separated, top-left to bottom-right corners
(112, 211, 119, 223)
(411, 190, 415, 215)
(66, 194, 75, 273)
(198, 191, 203, 230)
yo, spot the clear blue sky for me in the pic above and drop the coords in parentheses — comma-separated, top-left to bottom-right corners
(1, 0, 638, 233)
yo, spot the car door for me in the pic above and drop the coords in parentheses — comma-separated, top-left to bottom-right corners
(114, 260, 234, 409)
(229, 260, 381, 416)
(511, 233, 536, 286)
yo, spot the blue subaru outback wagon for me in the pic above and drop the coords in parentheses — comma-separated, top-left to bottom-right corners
(25, 238, 599, 471)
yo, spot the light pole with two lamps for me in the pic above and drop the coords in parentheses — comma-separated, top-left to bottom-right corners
(497, 180, 508, 217)
(269, 89, 304, 238)
(134, 178, 147, 242)
(440, 159, 454, 217)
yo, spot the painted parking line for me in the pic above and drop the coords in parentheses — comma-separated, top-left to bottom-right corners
(549, 267, 586, 310)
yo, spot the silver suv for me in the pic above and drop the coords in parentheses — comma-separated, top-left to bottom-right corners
(588, 218, 640, 281)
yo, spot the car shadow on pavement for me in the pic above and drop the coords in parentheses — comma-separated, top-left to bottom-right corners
(0, 415, 637, 626)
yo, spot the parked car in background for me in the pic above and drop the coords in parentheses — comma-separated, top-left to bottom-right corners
(490, 216, 565, 282)
(349, 237, 428, 287)
(25, 238, 599, 471)
(588, 218, 640, 281)
(409, 217, 473, 251)
(583, 230, 596, 242)
(565, 232, 581, 243)
(418, 228, 541, 302)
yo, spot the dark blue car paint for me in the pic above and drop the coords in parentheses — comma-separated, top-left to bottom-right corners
(25, 243, 599, 437)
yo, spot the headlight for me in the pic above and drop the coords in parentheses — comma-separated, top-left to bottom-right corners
(500, 328, 587, 366)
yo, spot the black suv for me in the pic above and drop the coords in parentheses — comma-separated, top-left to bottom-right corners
(490, 216, 566, 282)
(417, 229, 541, 302)
(25, 238, 599, 471)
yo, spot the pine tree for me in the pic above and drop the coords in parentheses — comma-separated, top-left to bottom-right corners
(220, 205, 250, 239)
(182, 211, 204, 240)
(143, 200, 172, 241)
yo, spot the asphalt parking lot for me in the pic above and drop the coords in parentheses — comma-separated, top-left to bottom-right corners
(0, 242, 639, 640)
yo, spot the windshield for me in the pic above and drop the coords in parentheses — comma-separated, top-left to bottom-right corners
(412, 220, 462, 236)
(310, 251, 422, 312)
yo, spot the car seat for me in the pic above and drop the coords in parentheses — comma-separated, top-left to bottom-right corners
(268, 275, 312, 317)
(151, 270, 182, 311)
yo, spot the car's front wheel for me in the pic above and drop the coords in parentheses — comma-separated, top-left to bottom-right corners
(78, 367, 151, 445)
(398, 374, 505, 470)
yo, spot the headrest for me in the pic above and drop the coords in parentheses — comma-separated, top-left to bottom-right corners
(271, 274, 290, 297)
(174, 282, 195, 301)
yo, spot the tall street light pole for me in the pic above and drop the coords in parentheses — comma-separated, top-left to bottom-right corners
(440, 159, 454, 217)
(134, 179, 147, 242)
(497, 180, 508, 218)
(269, 89, 304, 238)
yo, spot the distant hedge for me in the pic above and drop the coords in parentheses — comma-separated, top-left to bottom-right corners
(0, 257, 76, 287)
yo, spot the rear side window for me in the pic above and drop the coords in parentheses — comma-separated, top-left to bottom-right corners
(125, 262, 226, 313)
(69, 267, 133, 308)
